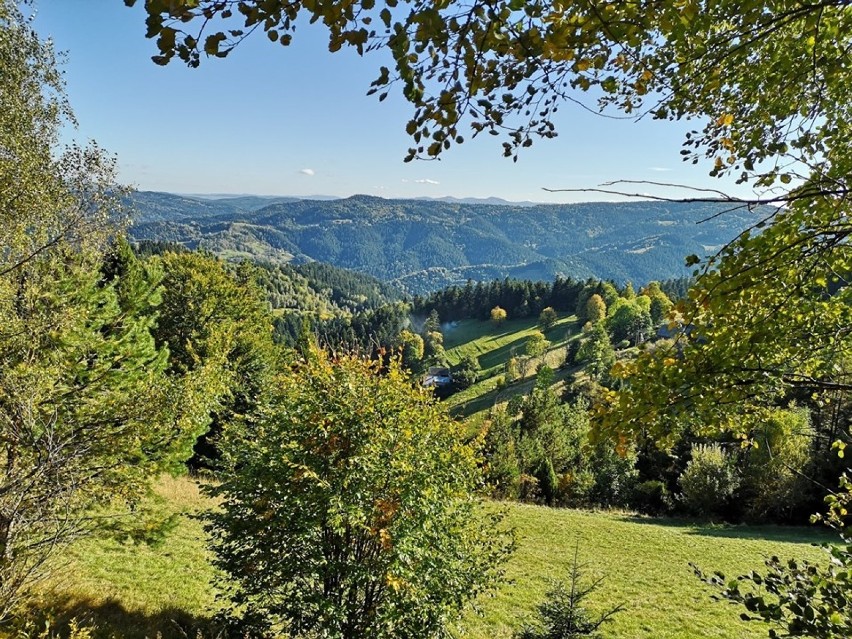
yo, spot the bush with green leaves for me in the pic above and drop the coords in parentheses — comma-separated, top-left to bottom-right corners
(631, 480, 673, 516)
(207, 350, 513, 638)
(740, 406, 814, 522)
(453, 354, 481, 390)
(679, 444, 740, 518)
(696, 538, 852, 639)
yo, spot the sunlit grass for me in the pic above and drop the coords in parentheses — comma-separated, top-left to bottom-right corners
(443, 314, 579, 419)
(25, 475, 831, 639)
(443, 315, 578, 377)
(461, 504, 831, 639)
(27, 476, 220, 638)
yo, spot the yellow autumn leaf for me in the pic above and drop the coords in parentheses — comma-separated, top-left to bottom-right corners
(716, 113, 734, 127)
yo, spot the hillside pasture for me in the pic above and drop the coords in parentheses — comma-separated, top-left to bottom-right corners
(443, 315, 578, 379)
(24, 476, 831, 639)
(442, 315, 580, 419)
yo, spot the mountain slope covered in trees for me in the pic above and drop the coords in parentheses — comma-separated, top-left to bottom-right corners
(129, 192, 758, 292)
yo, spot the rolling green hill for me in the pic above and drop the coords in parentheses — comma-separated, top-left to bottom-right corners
(128, 192, 762, 293)
(441, 314, 581, 419)
(28, 476, 831, 639)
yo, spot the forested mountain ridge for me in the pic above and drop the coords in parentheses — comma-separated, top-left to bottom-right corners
(134, 239, 402, 317)
(129, 192, 759, 292)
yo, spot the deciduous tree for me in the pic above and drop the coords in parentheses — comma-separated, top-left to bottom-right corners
(538, 306, 558, 331)
(585, 295, 606, 325)
(207, 351, 513, 638)
(491, 305, 507, 326)
(526, 331, 550, 360)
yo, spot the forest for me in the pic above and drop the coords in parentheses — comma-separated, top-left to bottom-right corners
(128, 191, 757, 293)
(2, 0, 852, 638)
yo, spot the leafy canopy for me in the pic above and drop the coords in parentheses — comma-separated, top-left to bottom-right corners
(207, 350, 513, 638)
(129, 0, 852, 441)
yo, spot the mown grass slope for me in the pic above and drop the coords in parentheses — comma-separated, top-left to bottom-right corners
(442, 314, 581, 420)
(461, 504, 831, 639)
(28, 476, 831, 639)
(443, 315, 578, 378)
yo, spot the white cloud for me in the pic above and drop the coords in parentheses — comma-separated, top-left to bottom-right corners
(649, 167, 673, 172)
(300, 168, 315, 176)
(415, 178, 440, 185)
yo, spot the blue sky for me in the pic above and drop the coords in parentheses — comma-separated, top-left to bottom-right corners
(35, 1, 758, 203)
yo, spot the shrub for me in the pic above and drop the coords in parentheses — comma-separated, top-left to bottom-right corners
(207, 351, 513, 638)
(679, 444, 740, 518)
(453, 354, 481, 390)
(12, 618, 95, 639)
(557, 470, 595, 507)
(740, 406, 814, 522)
(631, 480, 673, 516)
(564, 340, 580, 367)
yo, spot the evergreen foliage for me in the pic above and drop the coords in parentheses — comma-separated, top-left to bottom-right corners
(516, 547, 623, 639)
(152, 251, 279, 469)
(0, 2, 221, 619)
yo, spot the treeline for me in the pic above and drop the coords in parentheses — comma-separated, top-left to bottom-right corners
(483, 366, 836, 525)
(411, 277, 585, 321)
(274, 302, 412, 355)
(411, 275, 690, 323)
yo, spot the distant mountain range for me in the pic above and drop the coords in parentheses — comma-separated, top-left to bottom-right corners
(128, 191, 760, 293)
(177, 193, 542, 206)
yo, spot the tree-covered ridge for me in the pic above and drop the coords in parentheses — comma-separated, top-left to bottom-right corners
(134, 239, 402, 318)
(128, 191, 758, 293)
(125, 190, 302, 222)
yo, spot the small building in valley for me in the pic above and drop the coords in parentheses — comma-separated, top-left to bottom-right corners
(423, 366, 452, 388)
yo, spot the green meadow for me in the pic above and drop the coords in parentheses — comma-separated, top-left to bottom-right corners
(443, 314, 582, 419)
(28, 477, 830, 639)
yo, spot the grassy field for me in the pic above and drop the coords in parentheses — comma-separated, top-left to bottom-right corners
(27, 476, 832, 639)
(462, 505, 831, 639)
(443, 315, 578, 378)
(443, 314, 580, 419)
(27, 476, 220, 638)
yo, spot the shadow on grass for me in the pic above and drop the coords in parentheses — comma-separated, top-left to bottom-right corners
(616, 515, 834, 544)
(449, 364, 580, 419)
(23, 595, 219, 639)
(476, 335, 530, 372)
